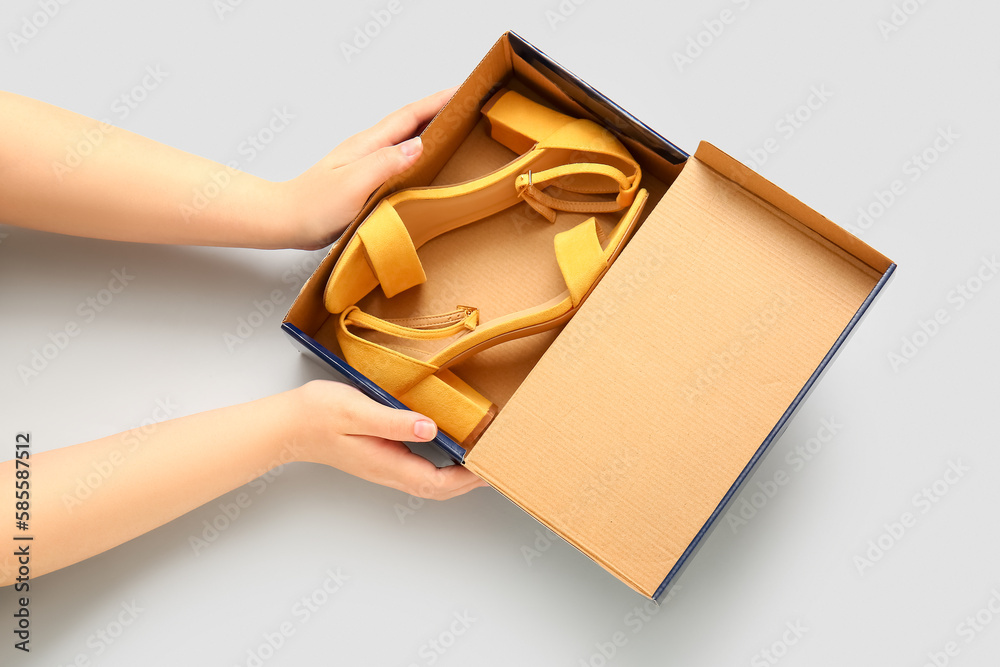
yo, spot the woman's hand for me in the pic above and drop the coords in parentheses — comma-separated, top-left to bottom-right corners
(0, 87, 455, 249)
(279, 87, 456, 250)
(289, 380, 486, 500)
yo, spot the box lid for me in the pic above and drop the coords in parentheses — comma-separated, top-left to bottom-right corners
(463, 141, 893, 598)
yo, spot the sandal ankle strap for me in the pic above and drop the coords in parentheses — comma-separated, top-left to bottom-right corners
(343, 305, 479, 340)
(515, 162, 639, 222)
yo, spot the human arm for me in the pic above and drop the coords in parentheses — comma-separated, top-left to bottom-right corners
(0, 380, 484, 585)
(0, 87, 453, 249)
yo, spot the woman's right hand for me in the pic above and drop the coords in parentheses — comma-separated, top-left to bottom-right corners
(288, 380, 488, 500)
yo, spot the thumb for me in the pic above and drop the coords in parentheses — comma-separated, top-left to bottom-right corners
(336, 384, 438, 443)
(342, 136, 423, 197)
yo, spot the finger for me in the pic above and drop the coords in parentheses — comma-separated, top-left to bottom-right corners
(400, 458, 488, 500)
(350, 86, 456, 152)
(355, 436, 485, 499)
(337, 386, 438, 443)
(432, 469, 491, 500)
(329, 86, 457, 167)
(335, 136, 424, 208)
(401, 460, 488, 500)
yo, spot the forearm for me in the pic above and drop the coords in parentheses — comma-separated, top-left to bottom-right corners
(0, 91, 292, 248)
(0, 389, 302, 584)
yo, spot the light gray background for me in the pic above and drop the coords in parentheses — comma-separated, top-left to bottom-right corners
(1, 1, 997, 665)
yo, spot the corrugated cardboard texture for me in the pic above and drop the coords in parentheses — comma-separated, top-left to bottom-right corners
(465, 149, 882, 597)
(292, 66, 674, 410)
(695, 143, 891, 276)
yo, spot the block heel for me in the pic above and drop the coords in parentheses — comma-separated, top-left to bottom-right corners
(481, 89, 577, 153)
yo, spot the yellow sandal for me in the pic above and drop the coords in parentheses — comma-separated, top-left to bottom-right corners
(325, 90, 649, 445)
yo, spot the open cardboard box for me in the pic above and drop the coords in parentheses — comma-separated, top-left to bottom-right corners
(283, 32, 895, 600)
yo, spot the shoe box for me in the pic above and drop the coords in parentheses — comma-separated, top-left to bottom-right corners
(282, 31, 896, 601)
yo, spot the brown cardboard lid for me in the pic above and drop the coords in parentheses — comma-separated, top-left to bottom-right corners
(464, 142, 890, 597)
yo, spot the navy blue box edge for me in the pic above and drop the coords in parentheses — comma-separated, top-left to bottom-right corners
(281, 322, 468, 463)
(507, 31, 687, 166)
(650, 263, 897, 602)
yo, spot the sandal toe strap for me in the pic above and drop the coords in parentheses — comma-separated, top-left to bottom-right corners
(357, 200, 427, 298)
(554, 218, 608, 308)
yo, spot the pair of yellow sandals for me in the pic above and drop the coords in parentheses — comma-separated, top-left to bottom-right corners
(324, 89, 649, 446)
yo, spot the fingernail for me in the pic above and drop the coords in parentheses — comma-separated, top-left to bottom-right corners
(414, 419, 436, 440)
(399, 136, 422, 158)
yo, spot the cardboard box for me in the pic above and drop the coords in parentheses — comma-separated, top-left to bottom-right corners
(282, 31, 895, 600)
